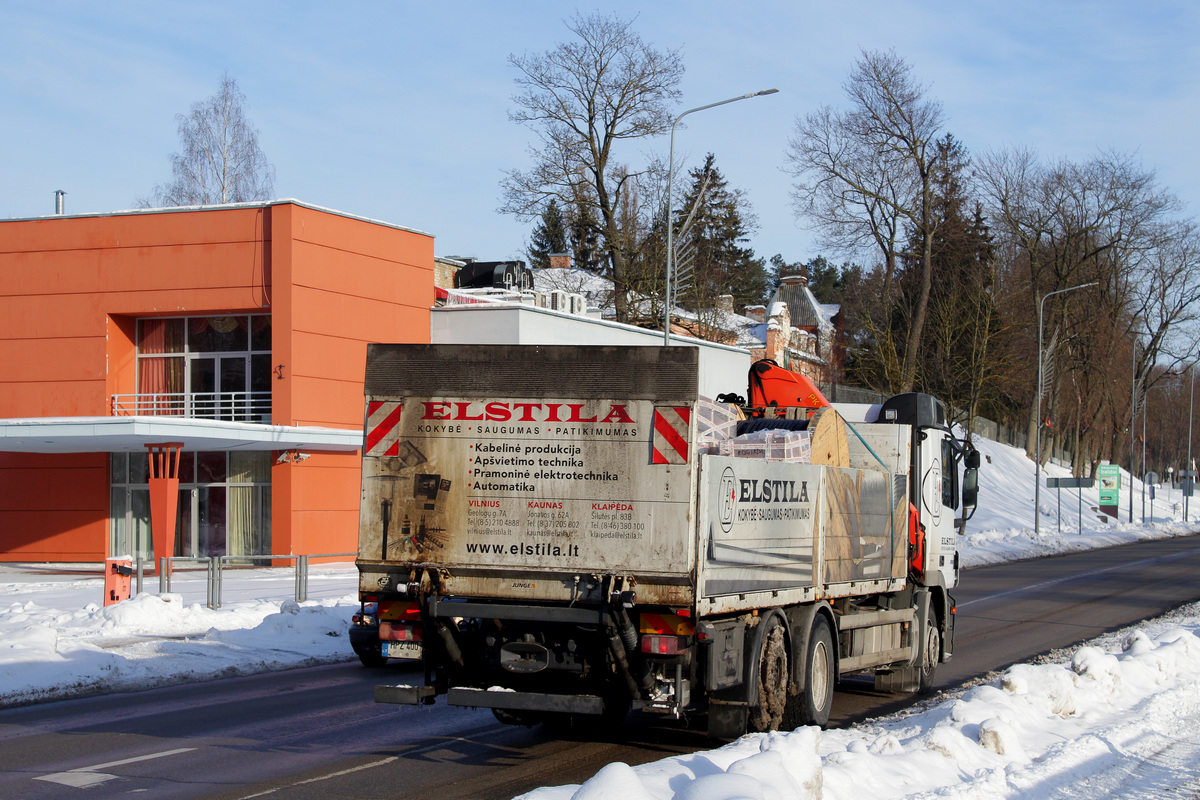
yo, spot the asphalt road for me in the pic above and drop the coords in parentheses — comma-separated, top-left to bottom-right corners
(3, 534, 1200, 800)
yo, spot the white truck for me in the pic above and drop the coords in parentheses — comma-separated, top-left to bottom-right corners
(356, 343, 979, 737)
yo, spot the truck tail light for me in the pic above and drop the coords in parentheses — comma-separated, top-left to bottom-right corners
(641, 635, 688, 655)
(379, 622, 423, 642)
(638, 612, 696, 637)
(377, 601, 422, 622)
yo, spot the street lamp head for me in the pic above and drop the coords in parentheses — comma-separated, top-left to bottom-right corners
(663, 86, 780, 346)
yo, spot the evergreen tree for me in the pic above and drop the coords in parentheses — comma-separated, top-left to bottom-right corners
(674, 154, 768, 326)
(879, 134, 1001, 422)
(569, 188, 603, 273)
(805, 256, 842, 301)
(769, 254, 803, 287)
(527, 200, 569, 269)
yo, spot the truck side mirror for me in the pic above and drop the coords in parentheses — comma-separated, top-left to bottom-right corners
(960, 450, 980, 523)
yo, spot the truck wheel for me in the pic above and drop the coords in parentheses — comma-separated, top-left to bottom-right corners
(748, 621, 788, 732)
(917, 611, 940, 695)
(795, 616, 834, 728)
(875, 609, 942, 694)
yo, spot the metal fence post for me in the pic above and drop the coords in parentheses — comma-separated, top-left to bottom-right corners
(295, 555, 308, 603)
(215, 556, 221, 608)
(135, 556, 144, 596)
(160, 557, 169, 593)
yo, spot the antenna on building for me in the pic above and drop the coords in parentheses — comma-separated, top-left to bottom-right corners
(54, 190, 66, 215)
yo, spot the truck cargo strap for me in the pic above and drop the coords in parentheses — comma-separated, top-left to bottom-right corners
(375, 684, 436, 705)
(448, 687, 603, 715)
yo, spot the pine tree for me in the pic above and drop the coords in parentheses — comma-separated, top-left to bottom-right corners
(569, 190, 603, 273)
(888, 134, 1002, 422)
(769, 254, 804, 288)
(674, 154, 768, 326)
(528, 200, 569, 269)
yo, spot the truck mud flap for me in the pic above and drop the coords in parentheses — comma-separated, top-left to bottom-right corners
(374, 684, 436, 705)
(447, 687, 603, 715)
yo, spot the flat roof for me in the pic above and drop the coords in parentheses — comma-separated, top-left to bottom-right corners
(0, 417, 363, 454)
(0, 198, 433, 239)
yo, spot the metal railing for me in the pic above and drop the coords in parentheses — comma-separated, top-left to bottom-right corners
(111, 391, 272, 423)
(141, 552, 356, 609)
(156, 556, 220, 608)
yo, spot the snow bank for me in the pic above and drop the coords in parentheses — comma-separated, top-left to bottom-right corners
(0, 589, 356, 707)
(962, 432, 1196, 567)
(516, 611, 1200, 800)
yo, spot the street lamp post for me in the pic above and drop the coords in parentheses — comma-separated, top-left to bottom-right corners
(1189, 365, 1196, 523)
(1130, 340, 1140, 523)
(1035, 282, 1097, 535)
(1142, 382, 1171, 523)
(663, 89, 778, 346)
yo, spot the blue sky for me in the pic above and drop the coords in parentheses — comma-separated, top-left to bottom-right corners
(4, 1, 1198, 269)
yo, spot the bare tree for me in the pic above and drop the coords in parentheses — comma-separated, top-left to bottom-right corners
(140, 74, 275, 207)
(501, 12, 683, 323)
(975, 148, 1181, 466)
(1135, 221, 1200, 374)
(787, 49, 944, 392)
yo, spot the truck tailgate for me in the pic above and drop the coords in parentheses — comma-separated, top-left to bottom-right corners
(357, 344, 700, 604)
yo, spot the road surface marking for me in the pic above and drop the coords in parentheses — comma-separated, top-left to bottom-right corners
(234, 722, 511, 798)
(238, 756, 402, 798)
(34, 747, 196, 788)
(959, 547, 1200, 609)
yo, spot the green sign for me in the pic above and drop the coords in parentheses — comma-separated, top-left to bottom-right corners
(1097, 464, 1121, 506)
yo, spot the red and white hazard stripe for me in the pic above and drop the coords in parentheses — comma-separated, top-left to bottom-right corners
(365, 401, 403, 456)
(652, 406, 691, 464)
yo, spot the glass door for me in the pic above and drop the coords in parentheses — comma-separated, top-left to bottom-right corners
(190, 355, 248, 420)
(220, 356, 247, 420)
(190, 357, 216, 418)
(109, 486, 152, 561)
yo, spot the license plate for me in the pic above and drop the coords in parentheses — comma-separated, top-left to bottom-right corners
(385, 641, 423, 659)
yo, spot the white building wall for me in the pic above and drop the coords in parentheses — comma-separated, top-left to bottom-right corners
(431, 304, 751, 400)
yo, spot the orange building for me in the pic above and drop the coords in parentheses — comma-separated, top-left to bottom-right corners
(0, 200, 433, 563)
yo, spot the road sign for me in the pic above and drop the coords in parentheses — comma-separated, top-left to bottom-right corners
(1045, 477, 1094, 489)
(1045, 476, 1095, 535)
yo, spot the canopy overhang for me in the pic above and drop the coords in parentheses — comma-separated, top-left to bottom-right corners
(0, 417, 363, 454)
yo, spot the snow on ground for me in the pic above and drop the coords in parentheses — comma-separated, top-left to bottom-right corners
(962, 432, 1196, 567)
(0, 564, 359, 707)
(3, 432, 1199, 798)
(519, 608, 1200, 800)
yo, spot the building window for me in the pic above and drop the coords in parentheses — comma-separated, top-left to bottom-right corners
(135, 315, 271, 422)
(110, 451, 272, 560)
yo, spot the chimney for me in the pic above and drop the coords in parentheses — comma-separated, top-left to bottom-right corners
(717, 294, 734, 315)
(54, 190, 66, 215)
(548, 252, 571, 269)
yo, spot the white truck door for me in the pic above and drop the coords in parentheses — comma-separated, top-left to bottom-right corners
(916, 428, 958, 589)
